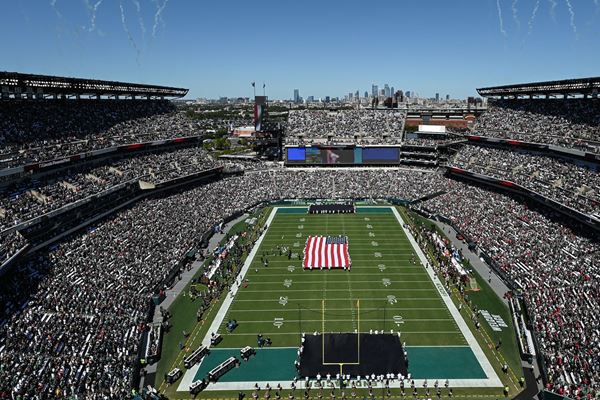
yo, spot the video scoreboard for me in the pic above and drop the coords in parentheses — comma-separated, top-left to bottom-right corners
(285, 146, 401, 165)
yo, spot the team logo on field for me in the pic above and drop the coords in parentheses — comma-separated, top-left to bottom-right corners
(371, 241, 378, 247)
(393, 315, 404, 325)
(299, 218, 305, 222)
(378, 264, 386, 271)
(387, 295, 397, 304)
(366, 224, 373, 229)
(382, 278, 391, 287)
(287, 265, 295, 272)
(279, 296, 288, 306)
(369, 232, 376, 237)
(374, 252, 382, 258)
(283, 279, 293, 288)
(298, 225, 304, 229)
(296, 233, 302, 238)
(273, 317, 284, 328)
(364, 217, 370, 221)
(293, 241, 300, 247)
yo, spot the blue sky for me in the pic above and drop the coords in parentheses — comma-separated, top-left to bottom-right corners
(1, 0, 599, 99)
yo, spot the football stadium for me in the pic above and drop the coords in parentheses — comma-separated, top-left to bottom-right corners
(2, 2, 600, 400)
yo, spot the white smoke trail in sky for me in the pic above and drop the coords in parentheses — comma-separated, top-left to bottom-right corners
(131, 0, 146, 41)
(528, 0, 540, 35)
(50, 0, 62, 18)
(512, 0, 521, 29)
(564, 0, 577, 36)
(119, 0, 141, 64)
(152, 0, 169, 38)
(497, 0, 508, 36)
(85, 0, 104, 32)
(548, 0, 557, 20)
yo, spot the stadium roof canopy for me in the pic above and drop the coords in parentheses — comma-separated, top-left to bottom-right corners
(477, 77, 600, 99)
(0, 71, 188, 100)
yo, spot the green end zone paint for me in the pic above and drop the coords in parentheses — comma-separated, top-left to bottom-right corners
(191, 346, 486, 384)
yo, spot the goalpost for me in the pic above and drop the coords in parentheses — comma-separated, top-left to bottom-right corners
(321, 299, 361, 375)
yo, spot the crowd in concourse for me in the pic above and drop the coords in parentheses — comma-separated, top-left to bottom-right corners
(285, 109, 406, 145)
(475, 99, 600, 153)
(419, 184, 600, 398)
(452, 145, 600, 216)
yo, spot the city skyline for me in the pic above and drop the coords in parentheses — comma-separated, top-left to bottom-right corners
(1, 1, 599, 99)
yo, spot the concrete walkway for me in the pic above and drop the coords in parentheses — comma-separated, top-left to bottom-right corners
(433, 220, 511, 305)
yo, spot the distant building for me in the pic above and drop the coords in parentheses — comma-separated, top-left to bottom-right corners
(435, 93, 440, 103)
(364, 91, 368, 98)
(293, 89, 300, 103)
(406, 91, 411, 98)
(307, 95, 315, 102)
(372, 84, 378, 98)
(446, 94, 450, 101)
(384, 84, 390, 97)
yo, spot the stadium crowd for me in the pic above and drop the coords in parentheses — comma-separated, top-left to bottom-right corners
(0, 101, 204, 169)
(0, 146, 219, 232)
(0, 168, 449, 399)
(285, 109, 406, 145)
(451, 145, 600, 216)
(0, 231, 27, 264)
(475, 99, 600, 153)
(419, 183, 600, 398)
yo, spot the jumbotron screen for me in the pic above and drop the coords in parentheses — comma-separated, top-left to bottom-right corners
(286, 147, 355, 165)
(286, 146, 400, 165)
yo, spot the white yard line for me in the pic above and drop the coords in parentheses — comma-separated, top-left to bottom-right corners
(391, 206, 502, 388)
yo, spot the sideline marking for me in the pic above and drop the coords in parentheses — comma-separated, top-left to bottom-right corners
(391, 206, 502, 388)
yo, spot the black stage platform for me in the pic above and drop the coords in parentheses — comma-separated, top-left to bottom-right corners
(308, 204, 355, 214)
(299, 333, 408, 377)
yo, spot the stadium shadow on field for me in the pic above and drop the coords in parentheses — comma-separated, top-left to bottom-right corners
(299, 333, 408, 377)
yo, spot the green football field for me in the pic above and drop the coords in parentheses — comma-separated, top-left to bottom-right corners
(220, 207, 465, 348)
(168, 206, 509, 396)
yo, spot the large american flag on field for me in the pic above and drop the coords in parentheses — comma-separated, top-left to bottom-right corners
(303, 235, 351, 270)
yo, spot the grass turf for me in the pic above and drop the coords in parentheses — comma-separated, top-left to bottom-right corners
(219, 208, 465, 348)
